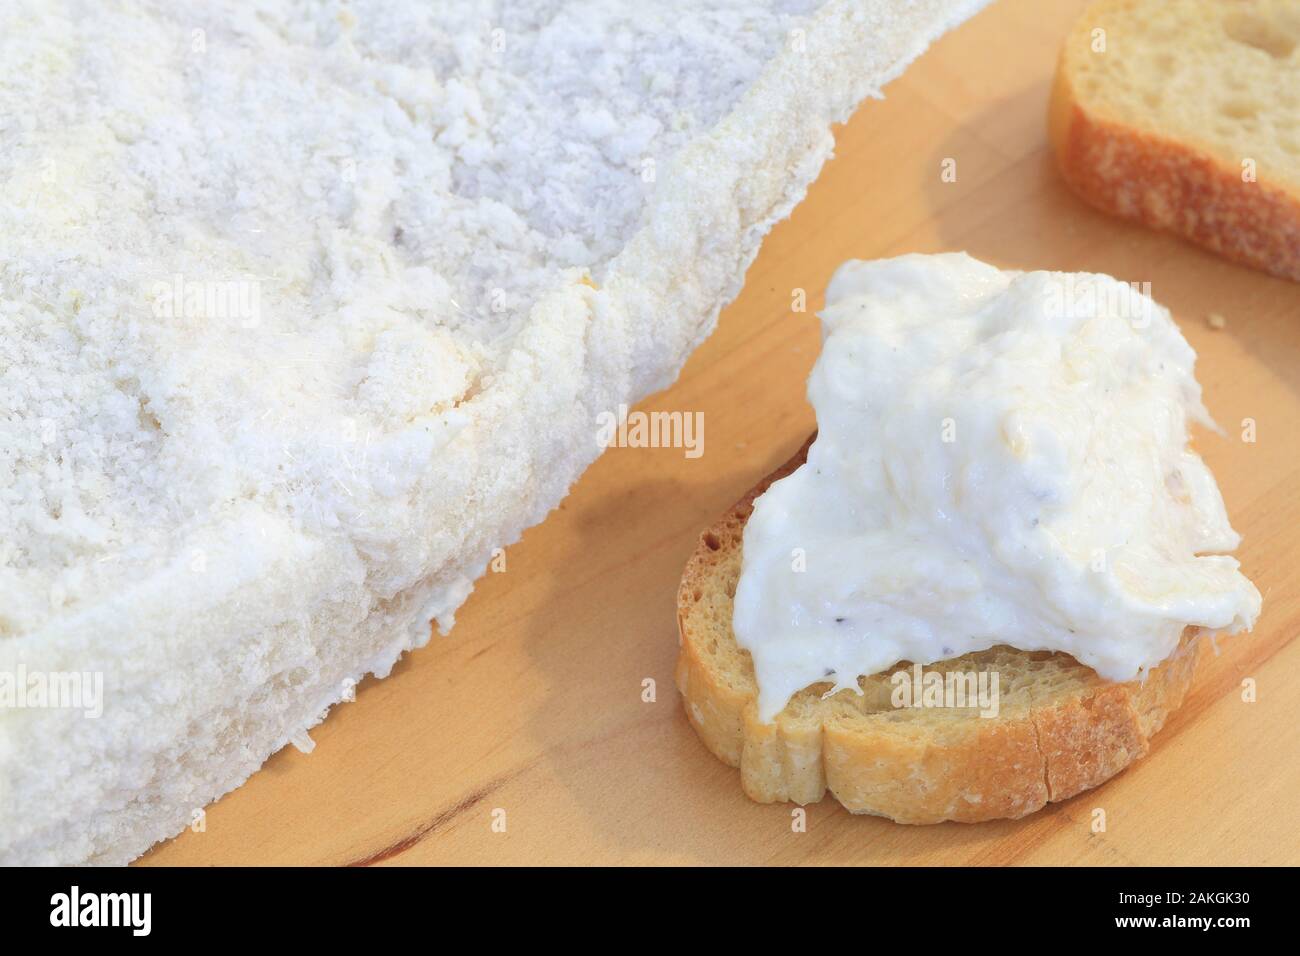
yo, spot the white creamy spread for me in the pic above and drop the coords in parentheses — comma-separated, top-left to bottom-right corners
(733, 253, 1262, 722)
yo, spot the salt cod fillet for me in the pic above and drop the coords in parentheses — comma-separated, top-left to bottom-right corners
(0, 0, 987, 864)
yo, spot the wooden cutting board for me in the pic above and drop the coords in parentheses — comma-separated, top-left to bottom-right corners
(141, 0, 1300, 866)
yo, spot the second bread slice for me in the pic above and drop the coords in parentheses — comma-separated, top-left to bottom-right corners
(1049, 0, 1300, 281)
(675, 438, 1202, 824)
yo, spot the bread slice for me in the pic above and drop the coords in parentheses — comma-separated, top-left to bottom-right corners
(675, 438, 1202, 823)
(1049, 0, 1300, 281)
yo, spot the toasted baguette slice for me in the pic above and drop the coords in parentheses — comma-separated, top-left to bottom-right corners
(1049, 0, 1300, 282)
(675, 438, 1202, 824)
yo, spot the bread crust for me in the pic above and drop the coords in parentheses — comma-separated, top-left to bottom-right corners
(1048, 39, 1300, 283)
(675, 438, 1202, 823)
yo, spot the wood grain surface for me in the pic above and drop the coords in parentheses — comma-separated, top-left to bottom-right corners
(141, 0, 1300, 866)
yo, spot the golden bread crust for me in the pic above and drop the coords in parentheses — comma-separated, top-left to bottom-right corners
(675, 437, 1202, 823)
(1048, 11, 1300, 283)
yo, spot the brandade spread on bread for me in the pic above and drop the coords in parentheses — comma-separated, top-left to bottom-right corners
(733, 253, 1261, 723)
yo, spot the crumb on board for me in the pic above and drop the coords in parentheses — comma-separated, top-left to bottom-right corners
(1206, 312, 1227, 330)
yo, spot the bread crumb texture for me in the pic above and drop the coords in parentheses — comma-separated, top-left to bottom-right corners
(1050, 0, 1300, 280)
(0, 0, 987, 863)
